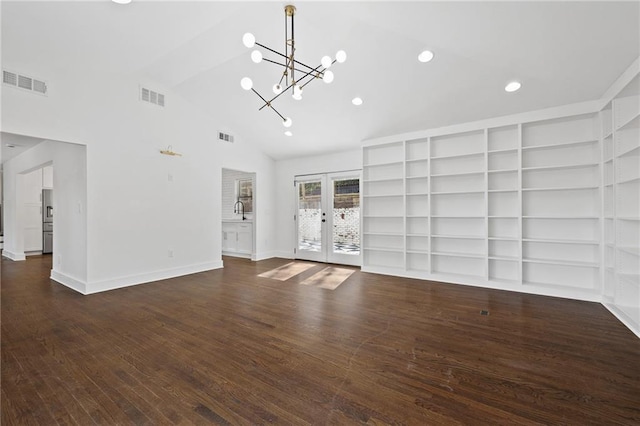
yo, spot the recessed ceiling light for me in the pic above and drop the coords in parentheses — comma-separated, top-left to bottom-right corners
(112, 0, 132, 4)
(352, 97, 363, 106)
(418, 50, 434, 63)
(284, 131, 292, 137)
(505, 81, 522, 92)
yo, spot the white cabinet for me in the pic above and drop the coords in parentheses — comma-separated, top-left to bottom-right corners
(222, 221, 253, 257)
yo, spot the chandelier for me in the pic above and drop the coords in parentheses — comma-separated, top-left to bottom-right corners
(240, 4, 347, 129)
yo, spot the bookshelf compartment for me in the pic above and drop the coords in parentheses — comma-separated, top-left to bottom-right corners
(407, 252, 429, 272)
(406, 138, 429, 160)
(432, 217, 485, 238)
(407, 236, 429, 252)
(407, 177, 428, 194)
(363, 217, 403, 234)
(616, 220, 639, 248)
(364, 250, 403, 269)
(522, 142, 599, 168)
(406, 160, 429, 178)
(488, 171, 518, 191)
(523, 241, 599, 265)
(363, 162, 403, 181)
(617, 250, 639, 277)
(364, 179, 403, 197)
(489, 259, 519, 283)
(432, 237, 485, 256)
(616, 181, 640, 218)
(523, 262, 598, 289)
(489, 192, 518, 217)
(364, 234, 404, 251)
(364, 196, 404, 217)
(613, 95, 640, 130)
(614, 277, 640, 326)
(523, 188, 599, 217)
(489, 239, 519, 258)
(431, 174, 484, 193)
(617, 154, 640, 183)
(522, 114, 597, 148)
(431, 192, 484, 216)
(407, 195, 429, 216)
(407, 217, 428, 235)
(488, 125, 519, 151)
(432, 254, 485, 278)
(488, 150, 518, 171)
(431, 155, 484, 175)
(615, 123, 639, 156)
(364, 141, 404, 165)
(430, 131, 484, 158)
(522, 165, 599, 189)
(489, 218, 518, 239)
(523, 218, 599, 242)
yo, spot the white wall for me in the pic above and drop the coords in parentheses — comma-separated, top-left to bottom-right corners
(2, 66, 276, 293)
(274, 149, 362, 257)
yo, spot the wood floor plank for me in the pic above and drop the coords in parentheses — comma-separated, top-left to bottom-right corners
(2, 255, 639, 424)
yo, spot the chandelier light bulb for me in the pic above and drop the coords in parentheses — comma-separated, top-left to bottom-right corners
(292, 92, 302, 101)
(321, 55, 332, 69)
(293, 84, 303, 96)
(352, 97, 363, 106)
(322, 70, 334, 84)
(284, 131, 292, 136)
(283, 117, 293, 128)
(335, 50, 347, 63)
(240, 77, 253, 91)
(251, 50, 263, 63)
(242, 33, 256, 48)
(272, 83, 283, 94)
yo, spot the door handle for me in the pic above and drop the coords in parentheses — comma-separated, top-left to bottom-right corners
(322, 219, 326, 223)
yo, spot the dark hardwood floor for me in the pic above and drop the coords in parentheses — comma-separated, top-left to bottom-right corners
(2, 255, 639, 425)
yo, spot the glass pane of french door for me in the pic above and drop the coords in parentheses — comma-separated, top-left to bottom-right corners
(328, 175, 361, 266)
(296, 177, 325, 262)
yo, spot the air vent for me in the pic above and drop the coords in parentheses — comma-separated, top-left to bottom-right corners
(217, 131, 234, 143)
(140, 86, 165, 107)
(3, 69, 47, 95)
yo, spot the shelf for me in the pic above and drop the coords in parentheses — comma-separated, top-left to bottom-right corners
(363, 215, 404, 219)
(488, 168, 518, 174)
(363, 194, 404, 198)
(488, 255, 519, 261)
(523, 238, 599, 245)
(488, 237, 519, 241)
(431, 190, 485, 195)
(406, 175, 429, 180)
(521, 162, 599, 172)
(431, 270, 485, 280)
(363, 177, 404, 183)
(617, 145, 640, 158)
(432, 251, 485, 259)
(604, 157, 614, 164)
(364, 247, 404, 253)
(490, 277, 520, 285)
(488, 147, 518, 154)
(407, 249, 429, 255)
(363, 160, 404, 168)
(617, 176, 640, 185)
(488, 189, 518, 193)
(431, 215, 485, 219)
(617, 217, 640, 221)
(407, 192, 429, 196)
(432, 234, 485, 240)
(616, 112, 640, 131)
(406, 215, 429, 219)
(521, 139, 597, 151)
(618, 273, 640, 284)
(522, 186, 598, 192)
(523, 258, 598, 268)
(406, 158, 429, 164)
(617, 246, 640, 256)
(523, 216, 599, 219)
(431, 151, 484, 160)
(430, 170, 485, 178)
(488, 215, 518, 218)
(363, 232, 404, 237)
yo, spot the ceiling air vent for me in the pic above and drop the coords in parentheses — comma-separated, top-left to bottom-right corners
(218, 131, 234, 143)
(3, 69, 47, 95)
(140, 86, 165, 107)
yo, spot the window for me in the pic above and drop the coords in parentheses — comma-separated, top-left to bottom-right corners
(236, 178, 253, 214)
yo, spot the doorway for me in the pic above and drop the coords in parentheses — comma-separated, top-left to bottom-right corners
(295, 171, 361, 266)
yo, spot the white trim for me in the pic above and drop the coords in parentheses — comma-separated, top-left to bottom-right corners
(2, 250, 26, 261)
(50, 270, 87, 294)
(270, 250, 294, 259)
(85, 261, 223, 295)
(598, 57, 640, 109)
(252, 250, 281, 261)
(363, 100, 600, 147)
(603, 303, 640, 339)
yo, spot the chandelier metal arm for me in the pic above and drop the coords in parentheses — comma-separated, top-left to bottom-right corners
(251, 88, 285, 121)
(257, 63, 325, 112)
(255, 41, 318, 73)
(262, 57, 316, 76)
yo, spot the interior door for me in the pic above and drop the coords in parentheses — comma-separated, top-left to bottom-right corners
(295, 172, 361, 266)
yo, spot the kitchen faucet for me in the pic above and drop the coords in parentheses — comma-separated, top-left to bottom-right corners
(233, 200, 246, 220)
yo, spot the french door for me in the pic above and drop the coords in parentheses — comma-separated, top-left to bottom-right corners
(295, 171, 361, 266)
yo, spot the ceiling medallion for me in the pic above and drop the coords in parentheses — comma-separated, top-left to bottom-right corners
(240, 4, 347, 128)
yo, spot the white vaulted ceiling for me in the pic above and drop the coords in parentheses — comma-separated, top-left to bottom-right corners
(2, 1, 639, 160)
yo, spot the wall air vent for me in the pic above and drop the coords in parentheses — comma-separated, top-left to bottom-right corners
(140, 86, 165, 107)
(3, 70, 47, 95)
(217, 131, 234, 143)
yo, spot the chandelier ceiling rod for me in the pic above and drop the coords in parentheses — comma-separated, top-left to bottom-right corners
(240, 4, 347, 129)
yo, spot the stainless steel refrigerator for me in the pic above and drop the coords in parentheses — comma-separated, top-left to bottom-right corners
(42, 189, 53, 254)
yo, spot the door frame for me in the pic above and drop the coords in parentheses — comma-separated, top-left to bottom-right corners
(294, 170, 362, 266)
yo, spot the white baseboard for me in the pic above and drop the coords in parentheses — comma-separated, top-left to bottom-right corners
(2, 250, 26, 261)
(50, 270, 88, 294)
(269, 250, 293, 260)
(86, 260, 224, 295)
(603, 303, 640, 339)
(252, 250, 283, 261)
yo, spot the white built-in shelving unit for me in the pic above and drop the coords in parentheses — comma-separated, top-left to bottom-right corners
(362, 112, 607, 301)
(602, 91, 640, 331)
